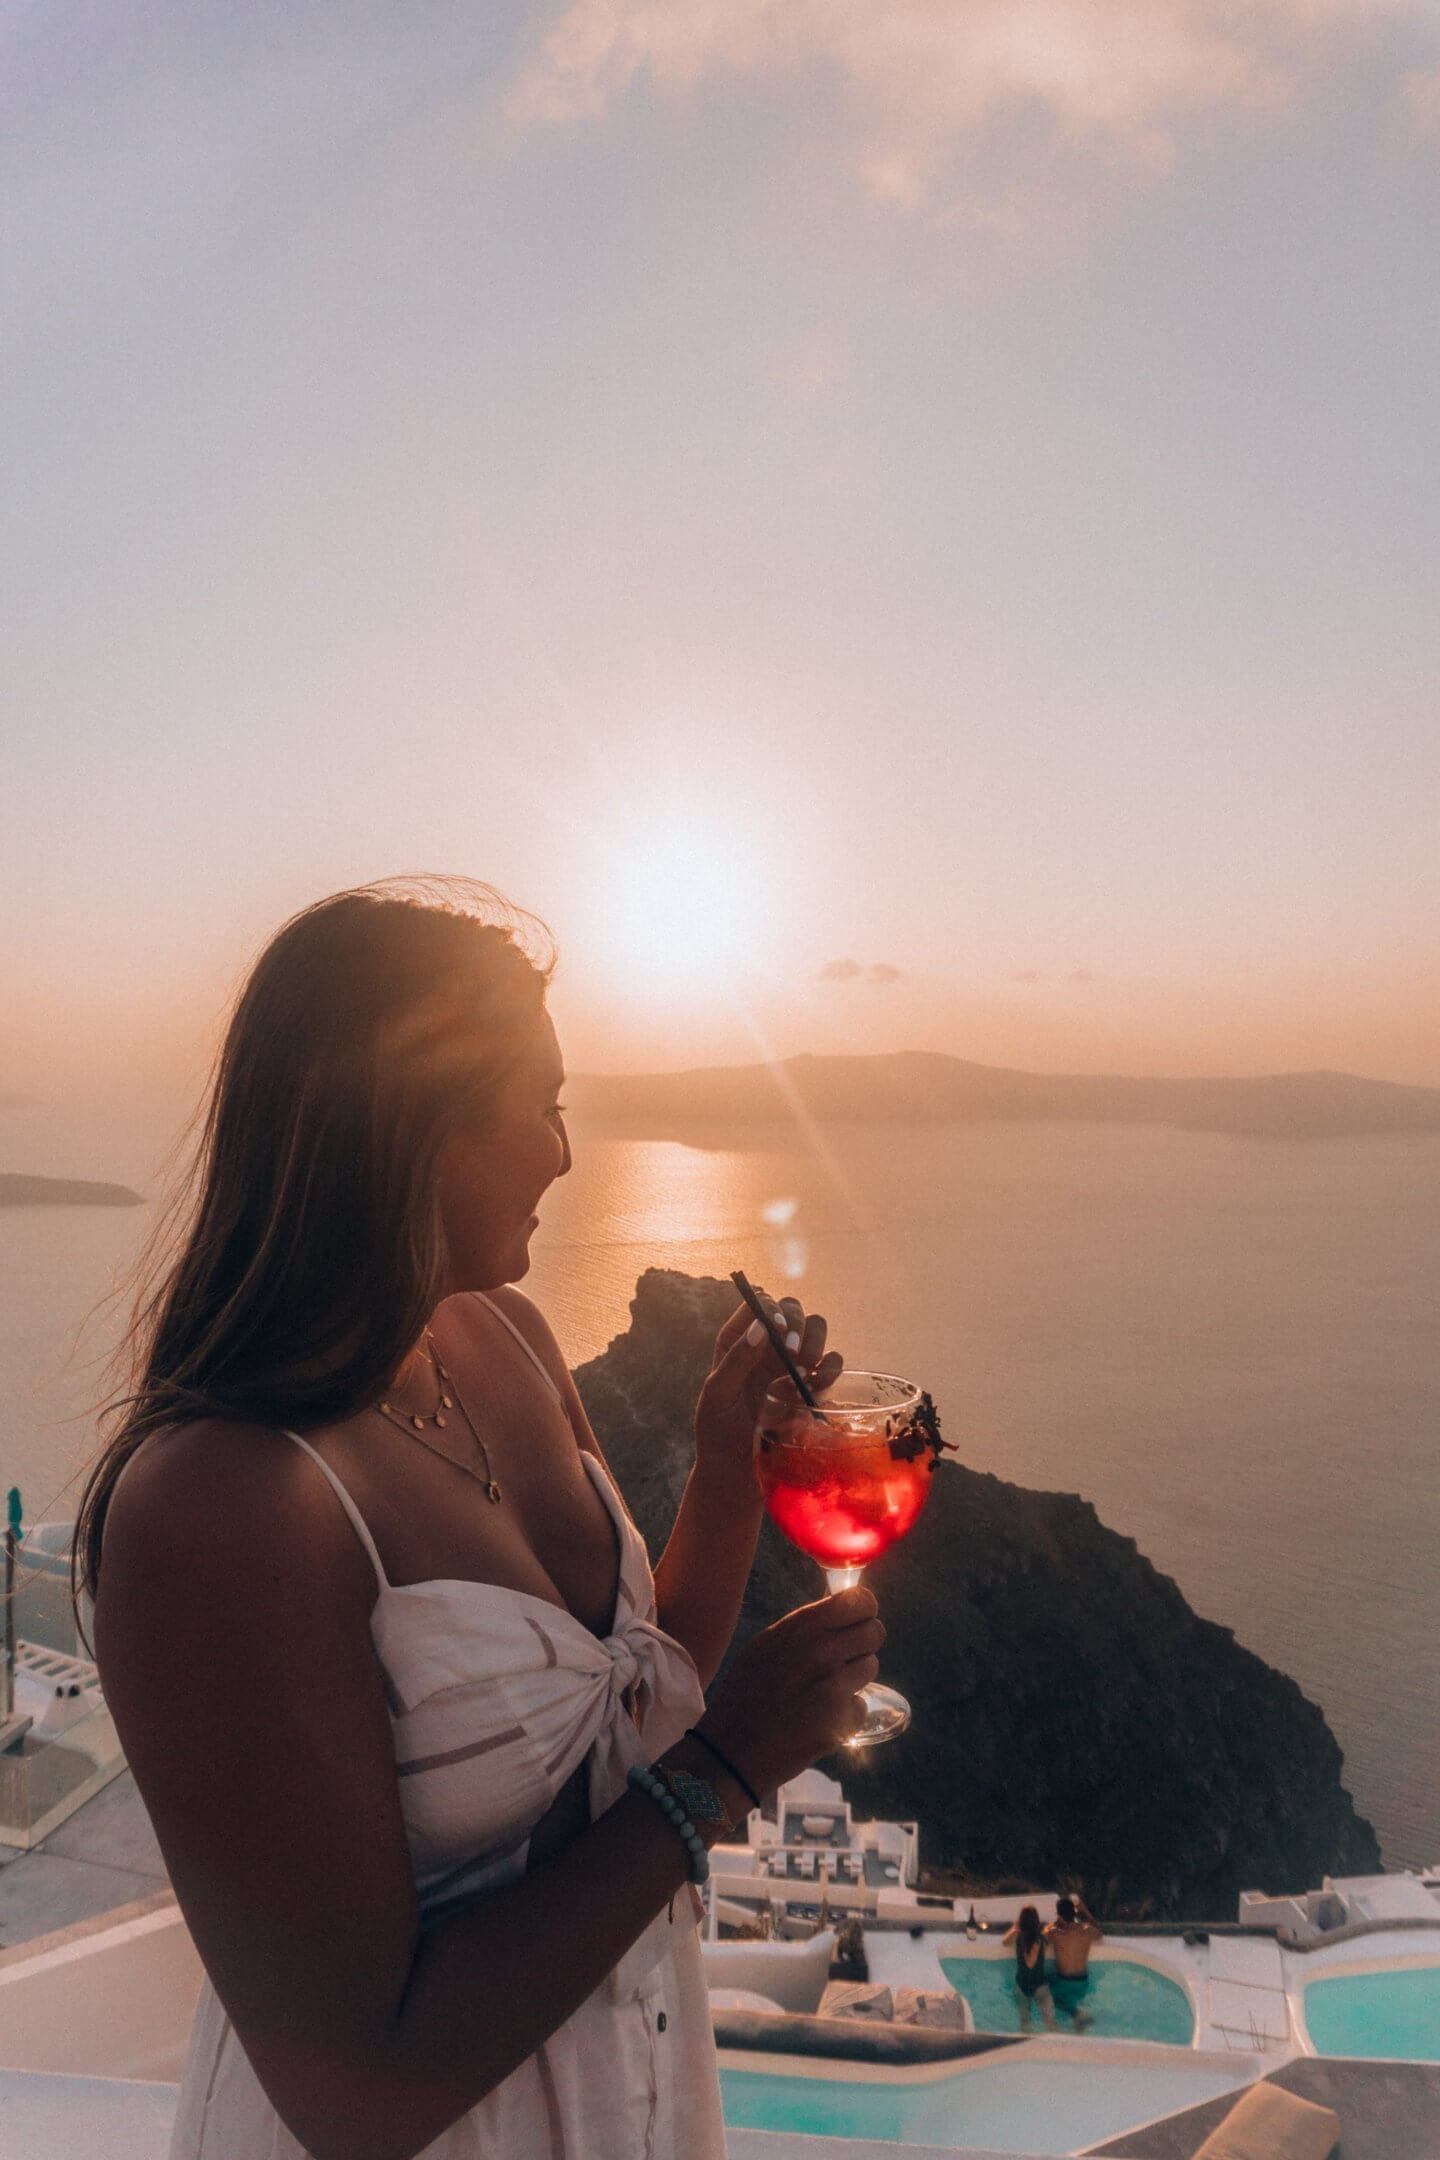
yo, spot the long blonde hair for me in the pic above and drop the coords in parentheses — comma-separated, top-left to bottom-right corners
(75, 877, 552, 1603)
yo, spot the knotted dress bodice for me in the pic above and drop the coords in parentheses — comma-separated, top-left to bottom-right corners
(166, 1295, 726, 2160)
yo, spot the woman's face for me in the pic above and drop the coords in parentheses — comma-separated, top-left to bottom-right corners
(436, 1011, 571, 1292)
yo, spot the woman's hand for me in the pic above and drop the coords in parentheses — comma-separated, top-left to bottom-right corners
(693, 1290, 843, 1487)
(696, 1586, 885, 1796)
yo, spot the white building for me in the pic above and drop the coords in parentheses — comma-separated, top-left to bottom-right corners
(707, 1768, 929, 1937)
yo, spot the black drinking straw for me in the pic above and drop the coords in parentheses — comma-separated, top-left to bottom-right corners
(730, 1270, 825, 1414)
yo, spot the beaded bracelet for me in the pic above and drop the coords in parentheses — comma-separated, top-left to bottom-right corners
(627, 1762, 711, 1883)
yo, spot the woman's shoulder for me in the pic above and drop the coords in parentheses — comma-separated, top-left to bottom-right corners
(115, 1417, 312, 1513)
(101, 1418, 375, 1604)
(453, 1285, 570, 1387)
(449, 1287, 608, 1467)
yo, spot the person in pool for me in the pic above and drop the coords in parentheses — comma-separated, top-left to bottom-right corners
(79, 878, 885, 2160)
(1046, 1893, 1103, 2028)
(1002, 1906, 1056, 2032)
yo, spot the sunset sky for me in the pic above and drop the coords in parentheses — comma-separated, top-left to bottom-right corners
(6, 1, 1440, 1103)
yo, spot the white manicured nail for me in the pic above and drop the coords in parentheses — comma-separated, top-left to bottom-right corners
(746, 1319, 767, 1347)
(785, 1330, 801, 1352)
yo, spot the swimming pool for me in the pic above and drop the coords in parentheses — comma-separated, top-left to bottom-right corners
(1303, 1964, 1440, 2061)
(939, 1954, 1195, 2045)
(719, 2056, 1246, 2152)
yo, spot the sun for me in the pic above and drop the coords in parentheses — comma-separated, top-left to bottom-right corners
(600, 824, 758, 991)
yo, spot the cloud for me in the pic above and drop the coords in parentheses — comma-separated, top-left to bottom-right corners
(1401, 66, 1440, 134)
(508, 1, 1420, 211)
(1011, 967, 1100, 984)
(818, 957, 903, 982)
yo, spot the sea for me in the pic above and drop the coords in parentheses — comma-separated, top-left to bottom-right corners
(3, 1104, 1437, 1873)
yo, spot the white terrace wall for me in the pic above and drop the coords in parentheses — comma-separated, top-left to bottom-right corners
(0, 1897, 201, 2080)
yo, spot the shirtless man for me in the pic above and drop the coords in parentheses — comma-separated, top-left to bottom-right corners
(1045, 1895, 1102, 2028)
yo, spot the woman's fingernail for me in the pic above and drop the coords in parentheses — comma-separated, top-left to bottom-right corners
(746, 1319, 767, 1347)
(785, 1330, 801, 1352)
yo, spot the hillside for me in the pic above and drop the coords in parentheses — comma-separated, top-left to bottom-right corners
(570, 1052, 1440, 1142)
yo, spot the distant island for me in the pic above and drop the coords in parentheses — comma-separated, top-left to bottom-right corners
(0, 1174, 142, 1208)
(570, 1051, 1440, 1142)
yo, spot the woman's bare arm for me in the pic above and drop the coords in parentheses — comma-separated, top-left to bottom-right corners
(654, 1296, 841, 1689)
(650, 1454, 766, 1688)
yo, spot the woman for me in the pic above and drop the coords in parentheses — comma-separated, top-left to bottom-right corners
(1002, 1906, 1056, 2032)
(80, 879, 883, 2160)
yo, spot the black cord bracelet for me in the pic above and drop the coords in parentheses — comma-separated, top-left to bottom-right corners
(685, 1726, 762, 1812)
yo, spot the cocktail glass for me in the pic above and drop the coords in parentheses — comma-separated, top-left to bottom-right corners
(755, 1371, 942, 1746)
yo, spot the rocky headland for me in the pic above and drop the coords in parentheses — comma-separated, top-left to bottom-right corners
(574, 1268, 1381, 1921)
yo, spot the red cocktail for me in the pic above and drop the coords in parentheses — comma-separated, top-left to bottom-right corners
(758, 1434, 930, 1567)
(756, 1371, 944, 1745)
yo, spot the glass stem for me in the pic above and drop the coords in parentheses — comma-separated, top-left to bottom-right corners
(824, 1565, 864, 1593)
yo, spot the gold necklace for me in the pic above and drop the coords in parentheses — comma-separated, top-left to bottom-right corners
(377, 1337, 502, 1504)
(379, 1332, 449, 1429)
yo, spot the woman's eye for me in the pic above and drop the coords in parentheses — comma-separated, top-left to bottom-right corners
(548, 1103, 567, 1119)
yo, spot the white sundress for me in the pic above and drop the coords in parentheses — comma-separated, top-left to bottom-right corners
(167, 1295, 728, 2160)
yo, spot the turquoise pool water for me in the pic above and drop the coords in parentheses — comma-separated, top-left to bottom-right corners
(1304, 1966, 1440, 2061)
(939, 1956, 1195, 2045)
(719, 2060, 1244, 2152)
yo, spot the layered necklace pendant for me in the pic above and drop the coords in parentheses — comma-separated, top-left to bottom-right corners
(378, 1333, 502, 1502)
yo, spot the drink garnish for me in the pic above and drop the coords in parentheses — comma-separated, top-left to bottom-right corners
(886, 1391, 949, 1464)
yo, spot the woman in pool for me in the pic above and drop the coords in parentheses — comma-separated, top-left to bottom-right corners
(78, 879, 883, 2160)
(1003, 1906, 1057, 2032)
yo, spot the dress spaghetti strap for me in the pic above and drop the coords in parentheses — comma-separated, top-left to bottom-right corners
(472, 1292, 564, 1402)
(283, 1431, 390, 1593)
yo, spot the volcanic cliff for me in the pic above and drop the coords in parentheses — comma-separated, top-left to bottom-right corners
(573, 1268, 1380, 1921)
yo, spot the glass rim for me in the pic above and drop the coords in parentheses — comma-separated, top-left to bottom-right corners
(759, 1368, 924, 1445)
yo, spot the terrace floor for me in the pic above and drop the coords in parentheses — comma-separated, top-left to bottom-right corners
(0, 1770, 168, 1951)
